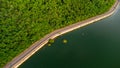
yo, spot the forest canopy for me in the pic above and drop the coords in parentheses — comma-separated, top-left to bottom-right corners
(0, 0, 115, 67)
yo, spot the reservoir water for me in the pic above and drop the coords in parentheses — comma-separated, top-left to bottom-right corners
(19, 4, 120, 68)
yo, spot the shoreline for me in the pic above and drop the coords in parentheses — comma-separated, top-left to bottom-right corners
(4, 0, 119, 68)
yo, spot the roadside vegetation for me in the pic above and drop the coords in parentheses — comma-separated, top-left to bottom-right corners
(0, 0, 115, 67)
(48, 39, 55, 46)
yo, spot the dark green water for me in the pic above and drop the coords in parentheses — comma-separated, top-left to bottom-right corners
(19, 5, 120, 68)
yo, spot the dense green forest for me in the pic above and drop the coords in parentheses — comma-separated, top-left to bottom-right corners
(0, 0, 115, 67)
